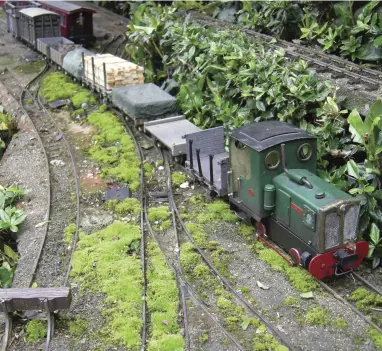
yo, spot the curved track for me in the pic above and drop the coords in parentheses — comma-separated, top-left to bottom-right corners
(317, 278, 382, 334)
(0, 64, 81, 289)
(100, 34, 125, 54)
(189, 12, 382, 91)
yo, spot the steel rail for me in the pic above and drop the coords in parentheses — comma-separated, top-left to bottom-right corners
(164, 153, 297, 351)
(3, 62, 81, 290)
(352, 272, 382, 296)
(35, 80, 81, 288)
(0, 64, 52, 289)
(188, 13, 382, 89)
(111, 109, 148, 351)
(100, 34, 124, 54)
(317, 280, 382, 334)
(121, 118, 242, 350)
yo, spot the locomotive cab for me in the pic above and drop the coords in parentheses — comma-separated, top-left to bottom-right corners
(227, 121, 368, 279)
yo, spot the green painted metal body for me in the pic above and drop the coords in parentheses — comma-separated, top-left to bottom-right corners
(229, 138, 316, 218)
(272, 169, 353, 252)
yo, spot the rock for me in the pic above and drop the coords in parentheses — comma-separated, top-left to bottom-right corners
(50, 159, 65, 166)
(141, 141, 153, 150)
(179, 181, 189, 189)
(158, 166, 164, 171)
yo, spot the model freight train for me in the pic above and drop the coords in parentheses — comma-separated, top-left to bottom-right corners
(2, 1, 369, 280)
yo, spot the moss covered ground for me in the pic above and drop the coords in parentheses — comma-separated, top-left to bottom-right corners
(25, 320, 46, 343)
(70, 222, 143, 349)
(171, 172, 187, 186)
(252, 242, 318, 293)
(180, 242, 287, 351)
(148, 206, 171, 230)
(13, 60, 45, 74)
(146, 241, 184, 351)
(41, 72, 96, 107)
(87, 107, 140, 191)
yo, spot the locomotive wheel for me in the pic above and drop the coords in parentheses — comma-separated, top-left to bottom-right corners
(156, 141, 163, 149)
(289, 248, 302, 266)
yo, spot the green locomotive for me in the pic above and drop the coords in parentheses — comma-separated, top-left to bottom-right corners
(227, 121, 368, 279)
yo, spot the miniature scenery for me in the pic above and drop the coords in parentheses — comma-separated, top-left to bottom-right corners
(0, 1, 381, 350)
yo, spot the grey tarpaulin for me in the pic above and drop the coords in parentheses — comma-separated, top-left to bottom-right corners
(62, 48, 94, 80)
(111, 83, 178, 120)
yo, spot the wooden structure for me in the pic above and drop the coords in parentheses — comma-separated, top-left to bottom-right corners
(5, 1, 40, 38)
(38, 1, 95, 44)
(18, 7, 60, 49)
(83, 54, 144, 95)
(0, 287, 71, 351)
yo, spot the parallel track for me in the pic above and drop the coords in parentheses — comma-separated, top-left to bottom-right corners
(189, 12, 382, 91)
(0, 64, 80, 286)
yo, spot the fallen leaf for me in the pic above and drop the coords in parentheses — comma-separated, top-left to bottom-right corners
(300, 291, 314, 299)
(162, 320, 168, 326)
(241, 317, 250, 330)
(256, 281, 270, 290)
(35, 220, 50, 228)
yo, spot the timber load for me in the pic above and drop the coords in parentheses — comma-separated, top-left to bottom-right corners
(83, 54, 144, 92)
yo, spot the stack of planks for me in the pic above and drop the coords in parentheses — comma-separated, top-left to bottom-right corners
(84, 54, 144, 91)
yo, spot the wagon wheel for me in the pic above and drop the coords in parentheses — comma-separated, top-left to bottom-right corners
(254, 221, 266, 242)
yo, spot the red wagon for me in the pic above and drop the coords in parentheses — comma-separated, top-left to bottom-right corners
(38, 1, 95, 44)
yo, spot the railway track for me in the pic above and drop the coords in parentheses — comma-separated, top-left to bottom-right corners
(119, 114, 297, 350)
(100, 33, 125, 55)
(3, 64, 80, 286)
(0, 64, 81, 349)
(189, 12, 382, 92)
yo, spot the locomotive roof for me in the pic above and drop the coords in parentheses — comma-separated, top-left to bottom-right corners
(229, 121, 315, 152)
(19, 7, 58, 17)
(39, 1, 95, 14)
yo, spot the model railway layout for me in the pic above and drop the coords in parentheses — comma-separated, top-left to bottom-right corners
(0, 1, 381, 350)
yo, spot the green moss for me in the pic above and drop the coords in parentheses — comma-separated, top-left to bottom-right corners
(68, 317, 88, 339)
(348, 288, 382, 313)
(144, 162, 154, 179)
(25, 98, 33, 104)
(197, 200, 237, 224)
(72, 108, 85, 118)
(104, 199, 118, 211)
(199, 332, 209, 343)
(14, 60, 44, 74)
(98, 104, 108, 113)
(239, 224, 254, 239)
(148, 206, 170, 225)
(41, 73, 96, 107)
(114, 198, 141, 216)
(180, 243, 202, 273)
(185, 223, 208, 247)
(334, 317, 348, 329)
(64, 223, 76, 245)
(284, 296, 297, 306)
(193, 264, 210, 278)
(86, 111, 140, 192)
(187, 194, 205, 206)
(305, 306, 331, 326)
(0, 111, 16, 136)
(25, 320, 46, 343)
(211, 248, 230, 278)
(71, 222, 142, 349)
(147, 241, 184, 351)
(171, 172, 187, 186)
(369, 328, 382, 349)
(252, 241, 318, 292)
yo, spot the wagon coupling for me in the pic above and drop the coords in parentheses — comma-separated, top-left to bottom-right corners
(0, 287, 72, 351)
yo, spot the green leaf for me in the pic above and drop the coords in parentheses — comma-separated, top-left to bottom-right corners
(0, 267, 13, 288)
(348, 109, 365, 144)
(347, 160, 360, 179)
(374, 36, 382, 48)
(300, 291, 314, 299)
(241, 317, 250, 330)
(256, 100, 266, 112)
(3, 245, 18, 262)
(370, 223, 380, 245)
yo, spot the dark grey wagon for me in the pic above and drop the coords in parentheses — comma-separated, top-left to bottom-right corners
(18, 8, 60, 49)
